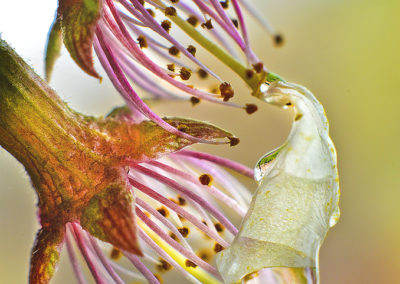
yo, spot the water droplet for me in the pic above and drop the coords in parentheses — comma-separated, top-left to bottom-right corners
(254, 146, 284, 182)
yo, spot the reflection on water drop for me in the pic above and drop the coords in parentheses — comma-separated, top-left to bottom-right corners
(259, 83, 269, 94)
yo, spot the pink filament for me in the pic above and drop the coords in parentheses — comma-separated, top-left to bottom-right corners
(65, 225, 87, 284)
(176, 149, 254, 178)
(124, 253, 160, 284)
(131, 163, 238, 235)
(136, 207, 221, 277)
(136, 198, 192, 250)
(96, 25, 229, 144)
(89, 236, 125, 284)
(147, 160, 247, 216)
(137, 228, 199, 283)
(101, 4, 243, 107)
(129, 177, 229, 247)
(69, 223, 108, 284)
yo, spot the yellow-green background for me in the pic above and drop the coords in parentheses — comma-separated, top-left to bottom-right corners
(0, 0, 399, 283)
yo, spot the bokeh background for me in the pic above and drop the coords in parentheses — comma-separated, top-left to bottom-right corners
(0, 0, 399, 283)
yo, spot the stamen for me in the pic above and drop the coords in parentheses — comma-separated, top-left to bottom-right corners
(167, 63, 175, 72)
(201, 19, 213, 29)
(237, 0, 281, 40)
(156, 258, 173, 272)
(95, 25, 233, 144)
(190, 96, 201, 105)
(187, 45, 197, 56)
(137, 35, 148, 48)
(151, 159, 248, 216)
(197, 249, 212, 262)
(129, 177, 229, 247)
(201, 0, 256, 65)
(144, 0, 163, 9)
(169, 232, 179, 242)
(65, 226, 87, 284)
(137, 227, 219, 283)
(245, 103, 258, 114)
(214, 243, 224, 253)
(253, 62, 264, 73)
(219, 82, 234, 101)
(175, 154, 251, 207)
(175, 149, 254, 178)
(274, 34, 284, 46)
(178, 227, 190, 238)
(131, 164, 239, 235)
(137, 208, 218, 276)
(89, 238, 125, 284)
(147, 8, 155, 17)
(187, 15, 199, 27)
(118, 11, 147, 27)
(179, 67, 192, 80)
(109, 261, 146, 280)
(176, 0, 240, 58)
(137, 198, 193, 250)
(110, 247, 123, 260)
(124, 254, 161, 284)
(221, 0, 229, 9)
(124, 21, 170, 49)
(231, 0, 253, 63)
(164, 6, 177, 17)
(116, 49, 185, 99)
(177, 196, 186, 206)
(100, 9, 245, 108)
(192, 0, 242, 48)
(199, 174, 213, 186)
(168, 46, 180, 56)
(185, 260, 198, 268)
(157, 207, 169, 217)
(69, 223, 108, 284)
(140, 162, 230, 232)
(214, 223, 225, 233)
(122, 0, 223, 81)
(232, 19, 239, 28)
(157, 0, 265, 89)
(197, 68, 208, 79)
(228, 137, 240, 146)
(160, 20, 172, 32)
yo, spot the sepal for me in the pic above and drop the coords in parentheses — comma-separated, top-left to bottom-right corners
(80, 184, 142, 255)
(44, 16, 62, 82)
(57, 0, 102, 78)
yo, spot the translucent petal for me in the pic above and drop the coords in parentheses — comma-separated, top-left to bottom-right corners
(217, 81, 340, 283)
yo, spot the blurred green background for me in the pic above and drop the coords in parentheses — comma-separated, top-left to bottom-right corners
(0, 0, 399, 283)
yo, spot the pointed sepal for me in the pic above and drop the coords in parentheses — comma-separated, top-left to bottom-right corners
(57, 0, 102, 79)
(44, 16, 62, 82)
(164, 117, 233, 140)
(133, 117, 235, 160)
(80, 184, 142, 255)
(100, 111, 236, 162)
(29, 226, 65, 284)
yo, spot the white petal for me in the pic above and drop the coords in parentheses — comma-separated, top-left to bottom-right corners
(217, 81, 340, 283)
